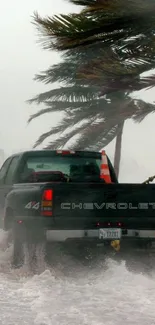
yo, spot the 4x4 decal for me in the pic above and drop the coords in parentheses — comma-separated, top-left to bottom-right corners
(25, 202, 40, 210)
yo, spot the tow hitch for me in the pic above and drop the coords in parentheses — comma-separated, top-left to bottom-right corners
(111, 240, 120, 252)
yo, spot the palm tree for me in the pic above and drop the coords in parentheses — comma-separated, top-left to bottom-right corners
(28, 47, 148, 150)
(30, 0, 155, 177)
(28, 45, 125, 151)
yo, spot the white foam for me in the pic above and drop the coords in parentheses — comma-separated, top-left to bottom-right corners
(17, 259, 155, 325)
(0, 228, 155, 324)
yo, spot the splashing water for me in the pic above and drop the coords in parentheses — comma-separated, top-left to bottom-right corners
(0, 229, 155, 325)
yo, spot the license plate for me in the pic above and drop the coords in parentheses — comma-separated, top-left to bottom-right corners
(99, 228, 122, 240)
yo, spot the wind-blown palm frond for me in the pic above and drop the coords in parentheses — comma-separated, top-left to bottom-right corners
(43, 116, 119, 150)
(34, 62, 78, 85)
(34, 114, 97, 148)
(28, 85, 100, 104)
(77, 50, 155, 93)
(28, 98, 105, 122)
(41, 95, 155, 150)
(32, 0, 155, 96)
(69, 0, 155, 13)
(30, 0, 155, 158)
(33, 41, 155, 102)
(71, 120, 120, 151)
(33, 115, 76, 148)
(68, 0, 95, 6)
(133, 100, 155, 123)
(31, 94, 139, 148)
(43, 118, 95, 149)
(33, 0, 155, 51)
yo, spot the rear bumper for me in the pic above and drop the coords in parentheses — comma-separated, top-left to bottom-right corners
(46, 229, 155, 242)
(12, 216, 155, 244)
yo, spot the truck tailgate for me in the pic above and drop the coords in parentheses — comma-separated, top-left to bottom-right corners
(51, 183, 155, 230)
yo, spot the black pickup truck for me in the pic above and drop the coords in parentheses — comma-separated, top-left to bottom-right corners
(1, 149, 155, 268)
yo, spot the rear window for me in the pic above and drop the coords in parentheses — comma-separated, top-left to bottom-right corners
(19, 154, 117, 183)
(25, 155, 99, 175)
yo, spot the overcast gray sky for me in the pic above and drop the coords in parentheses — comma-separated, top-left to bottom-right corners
(1, 0, 155, 182)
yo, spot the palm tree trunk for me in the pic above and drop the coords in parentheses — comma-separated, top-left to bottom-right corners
(113, 120, 125, 179)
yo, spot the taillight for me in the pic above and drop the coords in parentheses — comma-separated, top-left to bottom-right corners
(41, 189, 53, 216)
(42, 189, 53, 201)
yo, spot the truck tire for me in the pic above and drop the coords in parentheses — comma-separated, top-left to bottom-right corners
(11, 223, 25, 268)
(11, 223, 46, 269)
(23, 227, 46, 271)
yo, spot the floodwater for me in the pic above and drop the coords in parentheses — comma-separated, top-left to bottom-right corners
(0, 229, 154, 325)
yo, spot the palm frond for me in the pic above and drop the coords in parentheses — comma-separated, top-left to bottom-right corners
(30, 0, 155, 154)
(28, 107, 56, 123)
(28, 98, 103, 123)
(31, 12, 137, 51)
(34, 95, 137, 149)
(78, 57, 155, 94)
(28, 86, 100, 104)
(67, 0, 95, 6)
(34, 114, 95, 148)
(72, 120, 120, 150)
(68, 0, 155, 12)
(33, 115, 75, 148)
(44, 117, 122, 151)
(43, 118, 94, 149)
(32, 1, 155, 51)
(34, 62, 78, 85)
(133, 100, 155, 123)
